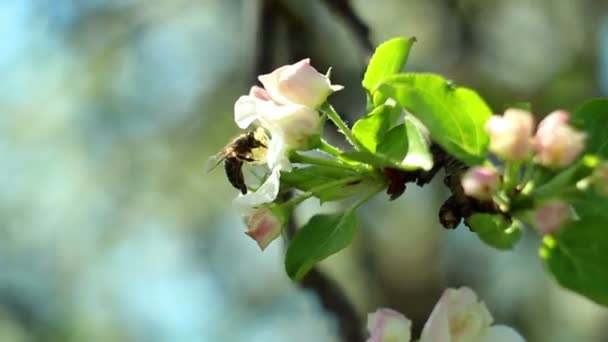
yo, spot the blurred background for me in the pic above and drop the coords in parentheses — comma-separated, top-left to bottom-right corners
(1, 0, 608, 341)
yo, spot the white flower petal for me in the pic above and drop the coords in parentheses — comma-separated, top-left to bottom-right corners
(476, 325, 526, 342)
(266, 132, 292, 171)
(232, 167, 281, 213)
(419, 291, 451, 342)
(234, 95, 259, 129)
(366, 308, 412, 342)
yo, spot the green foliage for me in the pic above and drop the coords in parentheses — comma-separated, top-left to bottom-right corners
(352, 104, 402, 152)
(376, 124, 408, 163)
(362, 37, 416, 93)
(540, 216, 608, 306)
(402, 116, 433, 170)
(285, 211, 358, 281)
(377, 73, 491, 165)
(466, 214, 522, 250)
(280, 166, 374, 202)
(571, 98, 608, 158)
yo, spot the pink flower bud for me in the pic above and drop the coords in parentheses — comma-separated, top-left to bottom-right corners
(245, 205, 288, 250)
(485, 109, 534, 161)
(366, 308, 412, 342)
(534, 110, 586, 168)
(258, 59, 343, 108)
(533, 200, 572, 235)
(461, 167, 500, 200)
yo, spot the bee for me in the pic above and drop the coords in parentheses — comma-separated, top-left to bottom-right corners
(207, 128, 268, 194)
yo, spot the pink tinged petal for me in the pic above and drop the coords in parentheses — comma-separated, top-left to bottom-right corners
(276, 58, 338, 108)
(477, 325, 526, 342)
(249, 85, 272, 101)
(234, 95, 260, 129)
(245, 206, 285, 250)
(533, 200, 572, 235)
(366, 308, 412, 342)
(486, 109, 534, 161)
(232, 167, 281, 213)
(258, 65, 291, 105)
(534, 111, 587, 168)
(461, 167, 500, 200)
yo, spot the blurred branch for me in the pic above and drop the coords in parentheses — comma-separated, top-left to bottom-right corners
(280, 191, 364, 342)
(321, 0, 374, 57)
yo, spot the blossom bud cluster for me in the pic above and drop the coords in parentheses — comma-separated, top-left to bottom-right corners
(232, 59, 342, 250)
(486, 109, 586, 167)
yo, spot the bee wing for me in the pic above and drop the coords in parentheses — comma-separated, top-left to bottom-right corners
(204, 152, 227, 173)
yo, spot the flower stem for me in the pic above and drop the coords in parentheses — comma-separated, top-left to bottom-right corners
(321, 103, 363, 150)
(319, 139, 343, 157)
(284, 176, 363, 208)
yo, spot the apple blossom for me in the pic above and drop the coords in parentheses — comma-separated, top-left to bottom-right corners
(419, 287, 525, 342)
(461, 166, 500, 200)
(485, 109, 534, 161)
(258, 58, 343, 108)
(366, 308, 412, 342)
(245, 204, 289, 250)
(533, 200, 572, 235)
(534, 110, 586, 168)
(232, 167, 281, 214)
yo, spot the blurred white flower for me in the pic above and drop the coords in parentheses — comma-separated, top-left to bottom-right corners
(419, 287, 525, 342)
(485, 109, 534, 161)
(366, 308, 412, 342)
(366, 288, 525, 342)
(534, 110, 586, 168)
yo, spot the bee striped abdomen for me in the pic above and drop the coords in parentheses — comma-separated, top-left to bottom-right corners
(224, 157, 247, 194)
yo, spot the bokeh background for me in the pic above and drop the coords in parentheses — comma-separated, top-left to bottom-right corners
(2, 0, 608, 341)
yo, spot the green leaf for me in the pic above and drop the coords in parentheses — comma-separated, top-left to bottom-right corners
(571, 98, 608, 157)
(340, 150, 387, 167)
(362, 37, 416, 92)
(377, 124, 408, 162)
(377, 73, 492, 165)
(280, 166, 368, 202)
(466, 214, 522, 250)
(402, 116, 433, 171)
(540, 215, 608, 306)
(285, 212, 358, 281)
(352, 104, 402, 152)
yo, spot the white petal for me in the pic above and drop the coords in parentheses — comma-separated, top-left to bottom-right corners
(476, 326, 526, 342)
(234, 95, 259, 129)
(264, 131, 290, 171)
(419, 293, 450, 342)
(232, 168, 281, 213)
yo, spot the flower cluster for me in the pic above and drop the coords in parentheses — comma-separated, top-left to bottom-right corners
(462, 109, 586, 235)
(485, 109, 586, 167)
(232, 59, 342, 249)
(367, 287, 525, 342)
